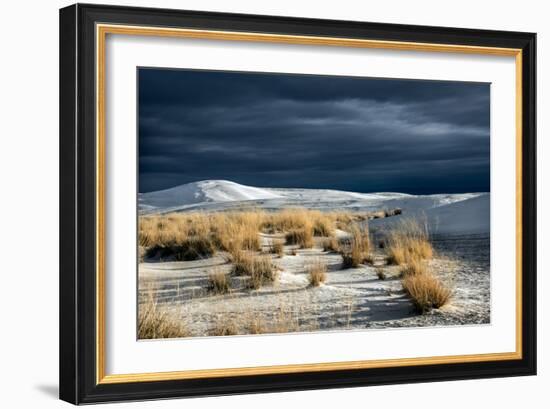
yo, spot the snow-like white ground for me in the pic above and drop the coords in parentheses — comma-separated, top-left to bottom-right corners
(139, 180, 489, 236)
(139, 234, 491, 336)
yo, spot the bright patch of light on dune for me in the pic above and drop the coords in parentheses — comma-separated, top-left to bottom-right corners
(199, 180, 282, 202)
(139, 180, 282, 210)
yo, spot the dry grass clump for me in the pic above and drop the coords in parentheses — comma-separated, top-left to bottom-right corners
(307, 259, 327, 287)
(396, 245, 451, 313)
(262, 208, 311, 232)
(340, 225, 371, 269)
(140, 211, 264, 259)
(341, 253, 361, 269)
(229, 251, 255, 275)
(269, 240, 285, 257)
(402, 273, 451, 313)
(262, 209, 335, 242)
(207, 269, 231, 294)
(230, 252, 278, 289)
(400, 257, 428, 277)
(138, 296, 189, 339)
(285, 228, 314, 248)
(139, 215, 188, 248)
(246, 263, 278, 290)
(140, 213, 215, 260)
(141, 208, 340, 259)
(386, 219, 433, 265)
(145, 234, 216, 261)
(210, 211, 262, 252)
(312, 214, 335, 237)
(174, 236, 216, 260)
(333, 213, 354, 230)
(322, 237, 340, 253)
(140, 209, 394, 262)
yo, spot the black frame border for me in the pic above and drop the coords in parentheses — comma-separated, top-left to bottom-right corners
(59, 3, 536, 404)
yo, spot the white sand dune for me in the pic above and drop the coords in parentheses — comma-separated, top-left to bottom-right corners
(426, 193, 489, 235)
(139, 179, 413, 213)
(139, 180, 283, 209)
(370, 193, 489, 236)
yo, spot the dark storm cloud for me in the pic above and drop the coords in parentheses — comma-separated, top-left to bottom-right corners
(139, 68, 490, 194)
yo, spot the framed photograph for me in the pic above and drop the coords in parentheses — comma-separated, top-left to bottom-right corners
(59, 3, 536, 404)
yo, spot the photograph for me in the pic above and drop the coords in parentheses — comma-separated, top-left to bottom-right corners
(137, 68, 491, 339)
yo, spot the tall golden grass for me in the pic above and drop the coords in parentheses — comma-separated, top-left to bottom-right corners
(139, 211, 264, 259)
(138, 208, 387, 262)
(386, 219, 433, 265)
(268, 240, 285, 257)
(138, 295, 189, 339)
(262, 209, 333, 235)
(322, 236, 340, 252)
(138, 208, 397, 250)
(207, 268, 231, 294)
(340, 224, 371, 268)
(307, 259, 328, 287)
(230, 251, 278, 289)
(285, 227, 314, 248)
(402, 273, 451, 313)
(399, 257, 428, 277)
(381, 219, 449, 312)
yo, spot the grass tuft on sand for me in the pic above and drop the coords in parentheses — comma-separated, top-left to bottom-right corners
(230, 252, 278, 289)
(340, 224, 371, 269)
(399, 257, 429, 277)
(207, 268, 231, 294)
(322, 236, 340, 253)
(285, 228, 314, 248)
(402, 273, 451, 313)
(145, 235, 216, 261)
(268, 240, 285, 257)
(307, 259, 328, 287)
(138, 296, 189, 339)
(386, 219, 433, 265)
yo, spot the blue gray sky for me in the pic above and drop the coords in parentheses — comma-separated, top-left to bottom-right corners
(138, 68, 490, 194)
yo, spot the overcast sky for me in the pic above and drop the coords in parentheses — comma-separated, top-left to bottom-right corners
(138, 68, 490, 194)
